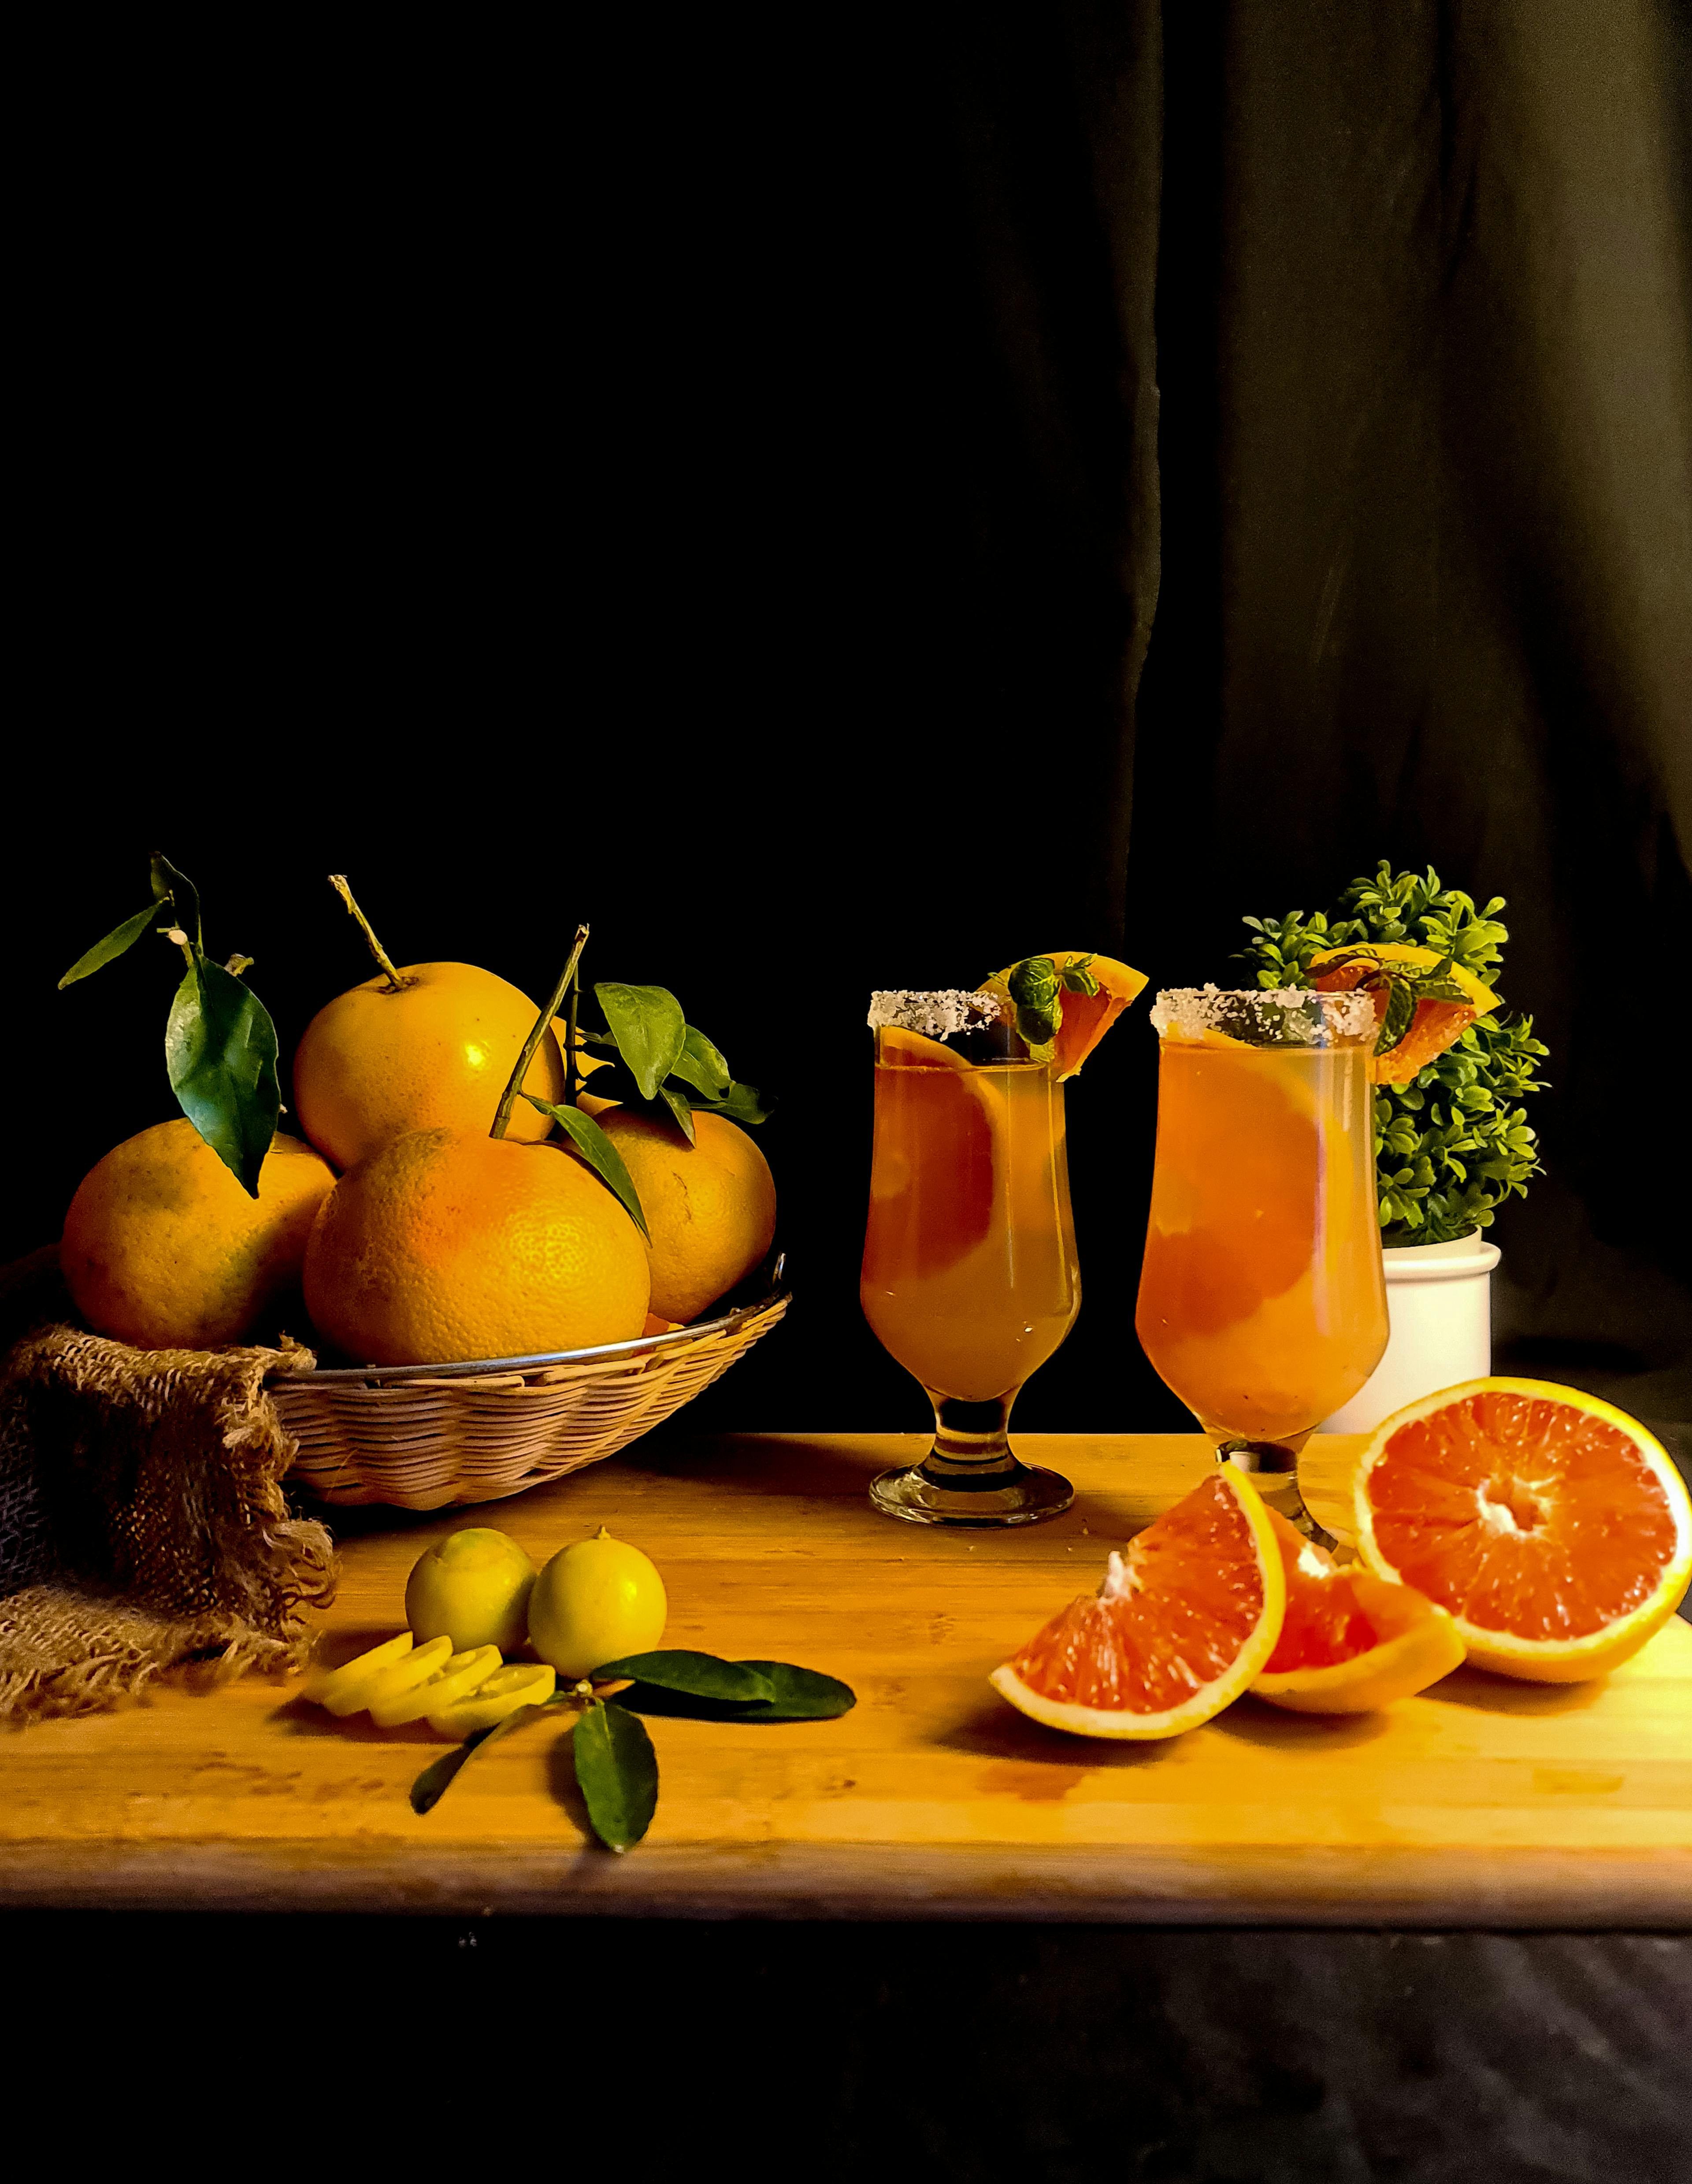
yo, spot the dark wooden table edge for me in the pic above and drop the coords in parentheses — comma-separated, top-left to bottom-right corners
(3, 1841, 1688, 1927)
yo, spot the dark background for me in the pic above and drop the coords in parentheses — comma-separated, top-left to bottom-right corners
(7, 7, 1691, 2171)
(12, 1, 1688, 1446)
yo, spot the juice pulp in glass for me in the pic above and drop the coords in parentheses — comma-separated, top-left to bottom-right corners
(1135, 1039, 1387, 1442)
(861, 1054, 1079, 1402)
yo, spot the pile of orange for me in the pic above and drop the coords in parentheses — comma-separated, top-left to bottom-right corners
(59, 892, 777, 1367)
(994, 1379, 1692, 1738)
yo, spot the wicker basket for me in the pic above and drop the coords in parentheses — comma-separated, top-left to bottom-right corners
(268, 1264, 790, 1511)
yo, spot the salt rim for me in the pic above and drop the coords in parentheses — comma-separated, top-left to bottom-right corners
(1149, 983, 1377, 1042)
(867, 989, 1006, 1038)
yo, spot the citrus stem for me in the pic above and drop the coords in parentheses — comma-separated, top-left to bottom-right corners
(490, 923, 590, 1141)
(564, 979, 580, 1107)
(329, 874, 409, 992)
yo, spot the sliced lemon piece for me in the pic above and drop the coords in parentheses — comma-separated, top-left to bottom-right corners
(301, 1631, 414, 1714)
(368, 1643, 504, 1728)
(426, 1661, 557, 1739)
(351, 1634, 455, 1717)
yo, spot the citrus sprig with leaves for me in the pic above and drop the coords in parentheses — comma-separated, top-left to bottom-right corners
(482, 933, 772, 1245)
(59, 854, 280, 1197)
(410, 1648, 854, 1852)
(1239, 862, 1547, 1244)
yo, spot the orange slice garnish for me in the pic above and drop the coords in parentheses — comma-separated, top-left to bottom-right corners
(980, 951, 1147, 1079)
(1308, 942, 1497, 1086)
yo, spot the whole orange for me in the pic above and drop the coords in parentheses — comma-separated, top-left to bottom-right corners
(61, 1122, 336, 1349)
(593, 1108, 777, 1322)
(302, 1128, 650, 1365)
(293, 962, 566, 1170)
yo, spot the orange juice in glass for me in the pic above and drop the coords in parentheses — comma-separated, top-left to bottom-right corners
(1135, 986, 1387, 1538)
(862, 990, 1079, 1526)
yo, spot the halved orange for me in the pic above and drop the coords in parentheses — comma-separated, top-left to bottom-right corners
(1252, 1508, 1466, 1712)
(980, 951, 1148, 1079)
(1308, 942, 1497, 1086)
(990, 1470, 1284, 1738)
(1354, 1378, 1692, 1682)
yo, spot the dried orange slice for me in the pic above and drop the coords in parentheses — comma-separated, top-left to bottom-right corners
(1354, 1379, 1692, 1682)
(980, 951, 1147, 1079)
(990, 1471, 1284, 1738)
(1252, 1509, 1465, 1712)
(1309, 942, 1497, 1086)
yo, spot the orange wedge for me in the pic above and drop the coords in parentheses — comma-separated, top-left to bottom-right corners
(991, 1471, 1284, 1738)
(980, 952, 1147, 1079)
(1354, 1378, 1692, 1682)
(877, 1025, 974, 1070)
(865, 1028, 996, 1280)
(1252, 1508, 1466, 1712)
(1309, 942, 1497, 1086)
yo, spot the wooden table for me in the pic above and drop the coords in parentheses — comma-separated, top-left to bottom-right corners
(2, 1433, 1688, 1925)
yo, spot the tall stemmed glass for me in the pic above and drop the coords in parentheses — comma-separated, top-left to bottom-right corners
(1135, 987, 1388, 1541)
(861, 992, 1080, 1526)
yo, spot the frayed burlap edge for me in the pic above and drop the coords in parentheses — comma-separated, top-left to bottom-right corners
(0, 1293, 337, 1725)
(0, 1567, 332, 1721)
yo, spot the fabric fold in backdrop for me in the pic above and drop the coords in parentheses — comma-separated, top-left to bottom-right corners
(0, 1249, 334, 1723)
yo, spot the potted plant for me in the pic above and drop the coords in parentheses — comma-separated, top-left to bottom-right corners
(1239, 863, 1548, 1431)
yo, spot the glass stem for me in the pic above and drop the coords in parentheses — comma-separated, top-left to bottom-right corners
(1214, 1436, 1337, 1552)
(921, 1390, 1020, 1482)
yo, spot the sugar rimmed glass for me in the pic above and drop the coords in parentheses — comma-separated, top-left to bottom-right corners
(1134, 986, 1388, 1542)
(861, 991, 1080, 1526)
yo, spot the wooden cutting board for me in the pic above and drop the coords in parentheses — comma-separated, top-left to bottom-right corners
(1, 1433, 1687, 1924)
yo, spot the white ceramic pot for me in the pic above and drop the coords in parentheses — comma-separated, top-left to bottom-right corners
(1320, 1231, 1501, 1434)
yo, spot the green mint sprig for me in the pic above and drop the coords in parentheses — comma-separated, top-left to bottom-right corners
(1005, 954, 1099, 1061)
(58, 854, 281, 1197)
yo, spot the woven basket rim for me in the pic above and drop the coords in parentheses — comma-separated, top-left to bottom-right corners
(268, 1258, 790, 1389)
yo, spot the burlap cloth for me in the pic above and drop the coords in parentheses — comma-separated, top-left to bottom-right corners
(0, 1248, 335, 1724)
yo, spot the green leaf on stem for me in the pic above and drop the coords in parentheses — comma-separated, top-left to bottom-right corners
(165, 956, 281, 1196)
(572, 1699, 658, 1852)
(669, 1026, 733, 1100)
(595, 983, 686, 1100)
(58, 905, 162, 988)
(524, 1095, 649, 1239)
(409, 1702, 554, 1815)
(150, 853, 201, 947)
(654, 1081, 696, 1145)
(593, 1651, 777, 1704)
(613, 1659, 856, 1722)
(689, 1079, 773, 1126)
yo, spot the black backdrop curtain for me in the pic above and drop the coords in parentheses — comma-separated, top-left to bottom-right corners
(10, 1, 1691, 1442)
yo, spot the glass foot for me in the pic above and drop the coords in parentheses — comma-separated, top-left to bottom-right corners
(870, 1390, 1073, 1528)
(870, 1454, 1074, 1528)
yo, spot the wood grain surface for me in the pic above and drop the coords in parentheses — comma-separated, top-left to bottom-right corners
(2, 1433, 1687, 1923)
